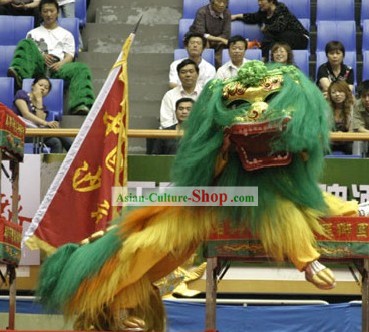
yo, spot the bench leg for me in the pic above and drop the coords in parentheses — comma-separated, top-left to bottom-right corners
(363, 258, 369, 332)
(205, 257, 218, 332)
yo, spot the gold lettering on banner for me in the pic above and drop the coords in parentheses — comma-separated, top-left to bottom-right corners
(322, 223, 334, 238)
(5, 114, 25, 136)
(73, 161, 102, 192)
(91, 200, 110, 224)
(105, 146, 123, 173)
(337, 223, 352, 237)
(104, 111, 122, 136)
(357, 223, 369, 238)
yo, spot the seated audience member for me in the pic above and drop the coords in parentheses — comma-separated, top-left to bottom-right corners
(316, 41, 354, 98)
(160, 59, 201, 129)
(353, 80, 369, 133)
(232, 0, 309, 62)
(7, 0, 94, 115)
(189, 0, 231, 68)
(270, 42, 294, 65)
(12, 75, 72, 153)
(169, 32, 216, 89)
(215, 35, 250, 80)
(327, 81, 353, 154)
(149, 98, 194, 155)
(0, 0, 41, 26)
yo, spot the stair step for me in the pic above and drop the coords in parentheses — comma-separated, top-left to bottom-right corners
(96, 5, 182, 25)
(83, 23, 178, 54)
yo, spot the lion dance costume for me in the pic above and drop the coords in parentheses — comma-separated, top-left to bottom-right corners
(36, 61, 359, 331)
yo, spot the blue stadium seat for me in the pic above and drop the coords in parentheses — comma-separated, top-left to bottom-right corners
(228, 0, 259, 14)
(316, 21, 356, 52)
(316, 51, 357, 86)
(361, 0, 369, 26)
(75, 0, 87, 27)
(298, 18, 310, 32)
(58, 17, 80, 55)
(22, 78, 64, 121)
(0, 77, 14, 109)
(0, 15, 34, 45)
(182, 0, 209, 19)
(243, 24, 264, 42)
(178, 18, 194, 48)
(292, 50, 309, 77)
(174, 48, 215, 66)
(281, 0, 310, 19)
(0, 45, 16, 77)
(316, 0, 355, 21)
(362, 51, 369, 81)
(230, 21, 245, 37)
(221, 48, 262, 65)
(363, 20, 369, 52)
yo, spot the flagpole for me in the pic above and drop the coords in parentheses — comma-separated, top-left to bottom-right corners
(112, 16, 143, 219)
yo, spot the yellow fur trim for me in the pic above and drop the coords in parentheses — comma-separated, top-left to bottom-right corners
(65, 206, 213, 331)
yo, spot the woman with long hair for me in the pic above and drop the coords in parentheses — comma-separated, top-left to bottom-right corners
(327, 80, 354, 154)
(12, 75, 72, 153)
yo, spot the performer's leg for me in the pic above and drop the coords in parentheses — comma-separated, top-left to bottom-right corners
(52, 62, 95, 114)
(258, 196, 336, 289)
(8, 39, 45, 88)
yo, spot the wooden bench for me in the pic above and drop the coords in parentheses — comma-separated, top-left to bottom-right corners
(204, 216, 369, 332)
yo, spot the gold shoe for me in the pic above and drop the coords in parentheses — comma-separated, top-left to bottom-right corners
(305, 260, 336, 290)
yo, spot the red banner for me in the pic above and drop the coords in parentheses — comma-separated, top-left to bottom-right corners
(24, 35, 134, 253)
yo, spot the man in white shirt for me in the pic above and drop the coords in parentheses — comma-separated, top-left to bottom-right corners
(169, 32, 216, 89)
(161, 59, 202, 128)
(7, 0, 94, 114)
(216, 35, 250, 80)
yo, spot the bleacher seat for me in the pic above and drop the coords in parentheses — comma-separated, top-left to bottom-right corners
(0, 15, 34, 46)
(363, 20, 369, 52)
(182, 0, 209, 19)
(362, 51, 369, 81)
(361, 0, 369, 26)
(221, 48, 262, 65)
(22, 78, 64, 121)
(178, 18, 194, 48)
(293, 50, 309, 77)
(230, 21, 245, 37)
(316, 0, 355, 22)
(316, 21, 356, 52)
(75, 0, 87, 28)
(58, 17, 80, 55)
(0, 77, 14, 109)
(316, 51, 357, 86)
(0, 45, 16, 77)
(281, 0, 310, 19)
(174, 48, 215, 66)
(242, 24, 264, 43)
(298, 18, 310, 33)
(228, 0, 259, 14)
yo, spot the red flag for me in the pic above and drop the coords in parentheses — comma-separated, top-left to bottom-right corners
(24, 34, 134, 253)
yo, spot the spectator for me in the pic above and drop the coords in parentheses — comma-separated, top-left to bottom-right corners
(12, 75, 72, 152)
(327, 81, 353, 154)
(270, 42, 294, 65)
(316, 41, 354, 98)
(353, 80, 369, 133)
(169, 32, 216, 89)
(7, 0, 94, 115)
(57, 0, 84, 51)
(215, 35, 250, 80)
(149, 98, 194, 155)
(189, 0, 231, 68)
(0, 0, 41, 26)
(232, 0, 309, 62)
(160, 59, 201, 128)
